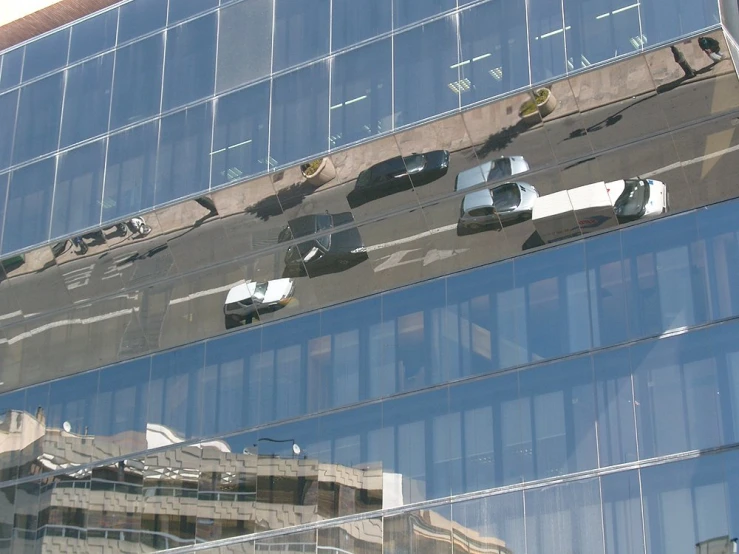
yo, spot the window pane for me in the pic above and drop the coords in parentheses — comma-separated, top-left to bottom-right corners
(118, 0, 168, 43)
(459, 0, 529, 106)
(47, 370, 98, 448)
(60, 53, 113, 148)
(451, 493, 526, 554)
(0, 89, 17, 171)
(162, 13, 217, 111)
(270, 62, 329, 167)
(216, 0, 273, 93)
(393, 17, 459, 128)
(273, 0, 330, 72)
(168, 0, 218, 24)
(155, 102, 213, 205)
(332, 0, 390, 50)
(211, 81, 270, 188)
(110, 34, 164, 130)
(564, 0, 641, 69)
(641, 0, 720, 48)
(330, 39, 392, 149)
(51, 140, 106, 238)
(393, 0, 455, 28)
(12, 73, 63, 165)
(601, 470, 644, 554)
(102, 121, 158, 222)
(528, 0, 567, 83)
(22, 28, 69, 82)
(2, 158, 55, 254)
(586, 232, 629, 348)
(0, 48, 23, 93)
(68, 8, 118, 63)
(385, 506, 452, 554)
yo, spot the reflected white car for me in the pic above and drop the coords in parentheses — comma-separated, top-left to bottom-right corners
(224, 278, 295, 329)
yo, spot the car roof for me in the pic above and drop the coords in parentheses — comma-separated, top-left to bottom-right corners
(462, 189, 494, 212)
(456, 163, 493, 191)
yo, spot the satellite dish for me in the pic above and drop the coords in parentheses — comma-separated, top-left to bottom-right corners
(62, 421, 72, 433)
(292, 443, 301, 456)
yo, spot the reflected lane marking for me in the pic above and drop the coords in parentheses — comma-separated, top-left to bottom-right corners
(365, 223, 457, 252)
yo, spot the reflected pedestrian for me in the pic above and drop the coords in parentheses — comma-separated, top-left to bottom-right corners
(698, 36, 725, 63)
(671, 46, 696, 78)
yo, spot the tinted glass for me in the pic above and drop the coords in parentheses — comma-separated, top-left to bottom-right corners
(211, 82, 270, 188)
(393, 0, 455, 28)
(51, 140, 106, 238)
(118, 0, 168, 43)
(270, 61, 329, 167)
(641, 0, 719, 47)
(2, 158, 55, 254)
(102, 121, 158, 222)
(12, 73, 63, 165)
(332, 0, 391, 50)
(168, 0, 218, 24)
(110, 34, 164, 129)
(21, 28, 69, 82)
(162, 13, 217, 111)
(155, 102, 213, 205)
(216, 0, 273, 93)
(60, 53, 114, 148)
(0, 89, 17, 171)
(458, 1, 529, 106)
(586, 232, 629, 348)
(601, 470, 644, 554)
(451, 493, 526, 554)
(330, 39, 392, 149)
(394, 17, 460, 128)
(272, 0, 330, 72)
(0, 48, 23, 93)
(68, 8, 118, 63)
(528, 0, 567, 83)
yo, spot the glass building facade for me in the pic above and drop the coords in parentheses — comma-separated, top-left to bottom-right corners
(0, 0, 738, 552)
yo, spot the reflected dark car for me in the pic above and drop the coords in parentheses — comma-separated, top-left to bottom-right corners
(347, 150, 450, 207)
(278, 213, 368, 278)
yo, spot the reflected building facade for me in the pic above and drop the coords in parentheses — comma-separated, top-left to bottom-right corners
(1, 0, 739, 553)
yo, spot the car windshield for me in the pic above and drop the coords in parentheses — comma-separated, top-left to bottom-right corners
(487, 158, 513, 181)
(252, 282, 268, 302)
(614, 179, 650, 220)
(403, 154, 426, 174)
(491, 183, 521, 212)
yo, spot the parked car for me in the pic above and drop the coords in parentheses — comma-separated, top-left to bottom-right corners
(609, 178, 668, 224)
(347, 150, 450, 207)
(224, 278, 295, 329)
(278, 212, 368, 277)
(455, 156, 538, 233)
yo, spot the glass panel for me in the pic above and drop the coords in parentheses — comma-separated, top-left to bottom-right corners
(118, 0, 168, 43)
(168, 0, 218, 24)
(319, 520, 383, 554)
(12, 73, 63, 165)
(110, 33, 165, 130)
(148, 344, 206, 440)
(594, 347, 637, 467)
(2, 158, 55, 254)
(0, 89, 17, 171)
(0, 485, 13, 552)
(162, 13, 217, 111)
(155, 101, 213, 205)
(272, 0, 330, 72)
(641, 0, 719, 48)
(393, 17, 460, 128)
(68, 8, 118, 63)
(586, 232, 629, 348)
(89, 459, 143, 551)
(528, 0, 567, 83)
(216, 0, 273, 93)
(255, 530, 315, 554)
(94, 358, 150, 458)
(632, 328, 723, 459)
(332, 0, 391, 50)
(212, 81, 270, 188)
(384, 505, 452, 554)
(642, 455, 729, 554)
(51, 140, 106, 239)
(330, 39, 392, 149)
(518, 356, 598, 480)
(270, 61, 329, 167)
(60, 53, 113, 148)
(0, 48, 23, 93)
(451, 493, 526, 554)
(393, 0, 455, 28)
(601, 470, 644, 554)
(458, 0, 529, 106)
(12, 481, 40, 552)
(19, 383, 50, 479)
(525, 478, 604, 554)
(22, 28, 69, 82)
(102, 120, 158, 222)
(0, 390, 25, 482)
